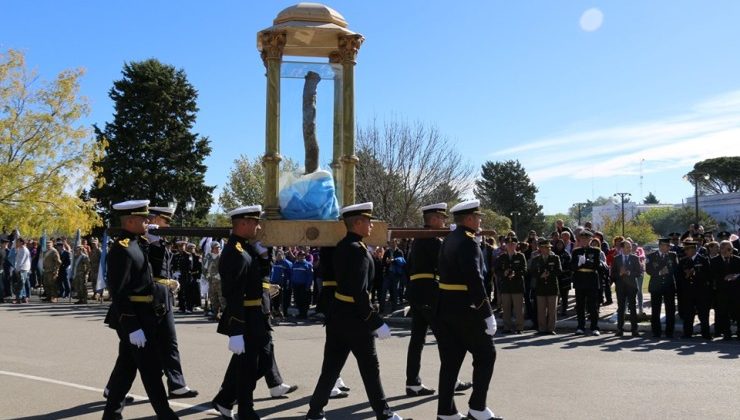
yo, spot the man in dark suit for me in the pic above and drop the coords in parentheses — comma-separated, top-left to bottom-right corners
(645, 238, 679, 338)
(710, 240, 740, 340)
(676, 240, 712, 339)
(610, 240, 641, 337)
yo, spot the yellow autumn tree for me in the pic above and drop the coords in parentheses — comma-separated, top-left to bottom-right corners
(0, 49, 105, 236)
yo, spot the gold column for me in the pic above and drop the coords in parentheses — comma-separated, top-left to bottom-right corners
(329, 54, 344, 207)
(259, 31, 286, 219)
(336, 34, 364, 206)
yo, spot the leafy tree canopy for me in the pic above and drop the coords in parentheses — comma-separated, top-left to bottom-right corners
(0, 49, 104, 236)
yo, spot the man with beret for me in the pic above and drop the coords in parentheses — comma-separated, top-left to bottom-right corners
(306, 202, 405, 420)
(529, 238, 561, 334)
(676, 240, 712, 339)
(645, 238, 679, 338)
(102, 200, 177, 420)
(494, 236, 526, 334)
(212, 205, 296, 420)
(570, 230, 603, 335)
(436, 199, 502, 420)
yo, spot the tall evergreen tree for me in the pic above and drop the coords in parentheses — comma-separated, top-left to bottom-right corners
(90, 59, 214, 224)
(475, 160, 545, 236)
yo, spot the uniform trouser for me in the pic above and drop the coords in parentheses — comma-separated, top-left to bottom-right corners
(436, 312, 496, 416)
(74, 276, 87, 301)
(294, 286, 311, 317)
(679, 293, 710, 337)
(500, 293, 524, 331)
(308, 318, 390, 420)
(615, 286, 638, 332)
(43, 272, 58, 298)
(208, 278, 224, 314)
(536, 295, 557, 332)
(103, 327, 177, 420)
(282, 287, 293, 314)
(601, 277, 613, 304)
(380, 273, 399, 310)
(214, 333, 282, 415)
(406, 302, 437, 386)
(178, 280, 198, 310)
(575, 288, 600, 330)
(106, 309, 187, 394)
(650, 291, 675, 336)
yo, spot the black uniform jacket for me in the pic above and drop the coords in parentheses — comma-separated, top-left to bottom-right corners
(676, 253, 711, 297)
(570, 246, 602, 290)
(332, 232, 384, 331)
(494, 252, 527, 294)
(438, 225, 492, 320)
(645, 251, 678, 294)
(406, 233, 442, 306)
(530, 253, 562, 296)
(105, 231, 168, 334)
(217, 234, 271, 337)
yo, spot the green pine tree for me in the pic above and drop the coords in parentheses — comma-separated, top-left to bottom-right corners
(90, 59, 214, 225)
(474, 159, 545, 237)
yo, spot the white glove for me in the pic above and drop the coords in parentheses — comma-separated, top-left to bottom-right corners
(485, 315, 497, 336)
(172, 271, 181, 280)
(228, 335, 245, 354)
(169, 280, 180, 293)
(146, 224, 160, 231)
(374, 323, 392, 340)
(129, 329, 146, 348)
(577, 255, 586, 266)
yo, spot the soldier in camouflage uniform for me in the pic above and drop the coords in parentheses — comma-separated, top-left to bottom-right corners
(88, 238, 101, 299)
(72, 245, 91, 304)
(204, 241, 224, 320)
(42, 241, 61, 302)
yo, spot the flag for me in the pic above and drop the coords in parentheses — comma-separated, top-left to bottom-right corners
(37, 232, 47, 275)
(96, 229, 108, 291)
(70, 229, 81, 280)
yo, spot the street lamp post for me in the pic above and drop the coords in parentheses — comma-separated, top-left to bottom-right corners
(683, 173, 710, 225)
(575, 202, 586, 226)
(167, 196, 196, 226)
(613, 193, 631, 237)
(510, 211, 521, 235)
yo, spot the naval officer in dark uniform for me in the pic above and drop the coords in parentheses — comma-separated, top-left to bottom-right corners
(102, 200, 177, 420)
(147, 206, 198, 397)
(645, 238, 678, 338)
(306, 202, 405, 420)
(404, 202, 446, 397)
(676, 240, 712, 339)
(211, 205, 294, 420)
(436, 199, 502, 420)
(570, 230, 603, 335)
(102, 205, 197, 403)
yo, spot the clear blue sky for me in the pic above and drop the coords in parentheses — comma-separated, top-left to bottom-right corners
(4, 1, 740, 214)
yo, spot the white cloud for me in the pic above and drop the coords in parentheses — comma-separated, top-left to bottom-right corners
(493, 90, 740, 183)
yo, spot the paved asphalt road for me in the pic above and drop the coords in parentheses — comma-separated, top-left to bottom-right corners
(1, 302, 738, 420)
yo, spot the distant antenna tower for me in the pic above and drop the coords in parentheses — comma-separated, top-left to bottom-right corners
(639, 158, 645, 203)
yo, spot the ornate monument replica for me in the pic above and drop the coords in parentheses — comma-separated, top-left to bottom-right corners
(255, 3, 388, 245)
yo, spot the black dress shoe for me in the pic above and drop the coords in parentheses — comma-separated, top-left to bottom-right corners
(212, 399, 234, 419)
(169, 388, 199, 398)
(466, 412, 503, 420)
(455, 381, 473, 392)
(615, 330, 624, 337)
(631, 331, 640, 337)
(338, 385, 350, 392)
(103, 389, 135, 404)
(406, 385, 435, 396)
(329, 390, 349, 399)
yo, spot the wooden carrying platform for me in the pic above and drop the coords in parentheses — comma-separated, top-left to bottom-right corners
(109, 224, 497, 247)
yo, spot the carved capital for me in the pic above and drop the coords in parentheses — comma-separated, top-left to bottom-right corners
(259, 31, 287, 65)
(262, 153, 283, 164)
(330, 34, 364, 64)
